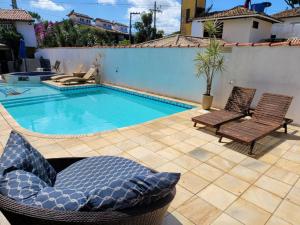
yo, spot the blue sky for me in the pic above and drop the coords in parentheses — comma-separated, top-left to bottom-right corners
(0, 0, 293, 33)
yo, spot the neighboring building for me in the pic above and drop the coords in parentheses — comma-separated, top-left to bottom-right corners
(272, 7, 300, 39)
(67, 11, 92, 25)
(191, 6, 280, 43)
(68, 11, 128, 35)
(112, 22, 128, 34)
(95, 18, 113, 30)
(0, 9, 37, 47)
(181, 0, 206, 35)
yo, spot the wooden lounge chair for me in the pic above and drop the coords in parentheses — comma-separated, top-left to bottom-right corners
(217, 93, 293, 155)
(59, 67, 96, 85)
(51, 64, 84, 81)
(51, 60, 61, 73)
(192, 86, 256, 132)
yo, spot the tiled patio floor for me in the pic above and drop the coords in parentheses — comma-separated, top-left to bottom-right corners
(0, 104, 300, 224)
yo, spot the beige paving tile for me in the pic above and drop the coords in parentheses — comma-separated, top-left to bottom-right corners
(241, 186, 282, 213)
(178, 172, 209, 194)
(171, 142, 196, 153)
(184, 137, 208, 147)
(265, 166, 299, 185)
(130, 134, 154, 145)
(177, 196, 221, 225)
(159, 136, 181, 146)
(275, 158, 300, 175)
(282, 151, 300, 163)
(84, 138, 111, 150)
(96, 145, 122, 156)
(114, 140, 139, 151)
(192, 163, 223, 182)
(198, 184, 237, 210)
(211, 213, 243, 225)
(157, 147, 182, 160)
(240, 157, 271, 173)
(201, 143, 226, 154)
(286, 186, 300, 206)
(275, 200, 300, 225)
(207, 156, 236, 172)
(188, 148, 215, 161)
(265, 216, 291, 225)
(65, 143, 93, 156)
(229, 165, 260, 183)
(226, 199, 271, 225)
(215, 174, 250, 196)
(162, 211, 195, 225)
(157, 162, 187, 174)
(173, 155, 201, 170)
(219, 149, 247, 164)
(143, 141, 167, 152)
(170, 185, 194, 209)
(259, 154, 279, 164)
(255, 175, 291, 198)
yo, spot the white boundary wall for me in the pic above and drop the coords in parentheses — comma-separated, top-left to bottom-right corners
(36, 46, 300, 124)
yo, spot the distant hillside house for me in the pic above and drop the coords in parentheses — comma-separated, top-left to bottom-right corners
(191, 7, 280, 43)
(272, 7, 300, 39)
(0, 9, 37, 47)
(68, 11, 128, 35)
(67, 11, 92, 25)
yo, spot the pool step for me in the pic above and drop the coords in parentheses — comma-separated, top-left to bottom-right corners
(2, 94, 69, 107)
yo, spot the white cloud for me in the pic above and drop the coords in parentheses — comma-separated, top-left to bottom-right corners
(127, 0, 181, 34)
(30, 0, 65, 11)
(97, 0, 117, 4)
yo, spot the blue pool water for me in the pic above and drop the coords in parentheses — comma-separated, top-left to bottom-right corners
(0, 84, 191, 135)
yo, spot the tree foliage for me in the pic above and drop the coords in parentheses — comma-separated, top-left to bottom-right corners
(0, 26, 23, 58)
(35, 19, 116, 47)
(284, 0, 300, 8)
(28, 11, 42, 22)
(134, 12, 163, 43)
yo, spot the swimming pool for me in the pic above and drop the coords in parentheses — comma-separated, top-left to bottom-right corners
(0, 84, 192, 135)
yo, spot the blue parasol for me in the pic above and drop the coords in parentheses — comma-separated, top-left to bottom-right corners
(19, 39, 27, 72)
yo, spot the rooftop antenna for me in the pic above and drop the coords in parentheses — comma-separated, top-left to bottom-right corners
(11, 0, 18, 9)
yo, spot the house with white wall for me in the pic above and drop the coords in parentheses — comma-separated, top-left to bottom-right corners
(272, 7, 300, 39)
(0, 9, 37, 47)
(191, 6, 280, 43)
(67, 11, 92, 25)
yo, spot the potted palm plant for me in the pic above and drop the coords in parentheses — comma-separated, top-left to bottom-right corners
(195, 21, 225, 110)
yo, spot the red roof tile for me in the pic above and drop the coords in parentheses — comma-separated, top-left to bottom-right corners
(195, 6, 280, 23)
(0, 9, 33, 22)
(272, 7, 300, 19)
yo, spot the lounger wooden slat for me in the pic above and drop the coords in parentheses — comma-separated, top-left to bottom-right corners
(192, 86, 256, 132)
(217, 93, 293, 155)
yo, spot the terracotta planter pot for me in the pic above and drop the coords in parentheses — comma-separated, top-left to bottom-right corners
(202, 95, 213, 110)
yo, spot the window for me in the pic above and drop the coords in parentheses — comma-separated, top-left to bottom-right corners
(186, 9, 191, 23)
(253, 21, 259, 29)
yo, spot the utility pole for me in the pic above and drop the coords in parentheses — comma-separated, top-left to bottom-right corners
(150, 1, 162, 38)
(11, 0, 18, 9)
(129, 12, 140, 44)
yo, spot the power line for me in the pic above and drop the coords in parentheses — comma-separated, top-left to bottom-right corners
(150, 1, 162, 31)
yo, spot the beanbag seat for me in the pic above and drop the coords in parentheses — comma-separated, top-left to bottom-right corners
(0, 131, 180, 212)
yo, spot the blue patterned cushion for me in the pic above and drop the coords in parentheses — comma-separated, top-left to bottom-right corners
(55, 156, 180, 211)
(0, 131, 56, 186)
(0, 170, 48, 205)
(87, 172, 180, 211)
(55, 156, 152, 192)
(31, 187, 88, 211)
